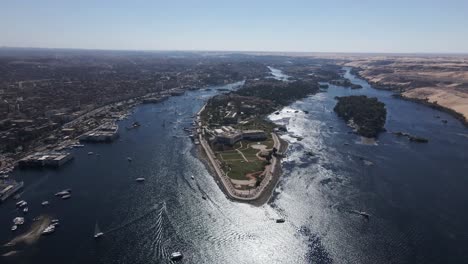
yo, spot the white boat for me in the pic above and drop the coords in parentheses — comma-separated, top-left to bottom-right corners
(135, 178, 145, 182)
(55, 190, 69, 197)
(94, 222, 104, 239)
(61, 194, 71, 199)
(41, 201, 49, 206)
(127, 157, 132, 162)
(16, 200, 27, 208)
(191, 175, 195, 180)
(23, 207, 28, 213)
(42, 225, 55, 235)
(170, 252, 183, 261)
(88, 152, 94, 155)
(11, 225, 17, 231)
(13, 217, 25, 225)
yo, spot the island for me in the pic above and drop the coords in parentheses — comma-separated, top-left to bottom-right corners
(196, 78, 322, 203)
(334, 95, 387, 138)
(329, 78, 363, 89)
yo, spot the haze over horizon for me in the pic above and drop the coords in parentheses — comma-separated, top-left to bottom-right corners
(1, 0, 468, 54)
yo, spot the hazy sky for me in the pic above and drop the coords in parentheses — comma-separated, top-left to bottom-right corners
(1, 0, 468, 53)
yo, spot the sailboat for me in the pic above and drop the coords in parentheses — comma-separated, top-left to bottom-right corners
(94, 222, 104, 239)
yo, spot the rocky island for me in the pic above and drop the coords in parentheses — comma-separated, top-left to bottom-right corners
(334, 95, 387, 138)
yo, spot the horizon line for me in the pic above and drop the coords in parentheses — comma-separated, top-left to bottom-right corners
(1, 45, 468, 57)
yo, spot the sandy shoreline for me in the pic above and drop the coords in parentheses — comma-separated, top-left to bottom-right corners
(349, 67, 468, 126)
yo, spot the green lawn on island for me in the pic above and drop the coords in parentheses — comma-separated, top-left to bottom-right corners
(216, 139, 271, 181)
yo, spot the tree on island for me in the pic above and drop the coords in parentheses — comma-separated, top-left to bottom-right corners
(333, 95, 387, 138)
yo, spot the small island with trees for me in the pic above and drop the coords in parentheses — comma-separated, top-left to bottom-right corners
(334, 95, 387, 138)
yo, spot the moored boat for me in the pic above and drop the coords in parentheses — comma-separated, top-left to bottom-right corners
(42, 225, 55, 235)
(16, 200, 27, 208)
(13, 217, 25, 225)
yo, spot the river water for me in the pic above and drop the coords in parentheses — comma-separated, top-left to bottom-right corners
(1, 69, 467, 264)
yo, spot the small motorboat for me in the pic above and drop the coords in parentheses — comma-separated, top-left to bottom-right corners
(170, 252, 183, 261)
(11, 225, 17, 231)
(351, 210, 371, 220)
(23, 207, 28, 213)
(358, 211, 370, 220)
(191, 175, 195, 180)
(202, 196, 207, 200)
(88, 152, 94, 155)
(127, 157, 132, 162)
(94, 222, 104, 239)
(61, 194, 71, 200)
(135, 178, 145, 182)
(41, 201, 49, 206)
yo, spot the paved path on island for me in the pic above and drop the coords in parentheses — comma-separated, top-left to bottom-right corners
(235, 149, 249, 162)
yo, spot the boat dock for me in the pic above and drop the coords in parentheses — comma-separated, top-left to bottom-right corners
(0, 180, 24, 202)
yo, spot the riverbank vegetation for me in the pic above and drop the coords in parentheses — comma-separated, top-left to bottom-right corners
(234, 79, 319, 106)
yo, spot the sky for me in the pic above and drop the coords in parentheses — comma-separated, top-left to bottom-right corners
(1, 0, 468, 53)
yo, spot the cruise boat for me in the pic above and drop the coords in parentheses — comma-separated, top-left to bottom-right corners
(170, 252, 183, 261)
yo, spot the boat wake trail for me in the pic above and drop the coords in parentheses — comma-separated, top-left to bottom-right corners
(149, 203, 169, 260)
(104, 202, 165, 235)
(146, 202, 179, 263)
